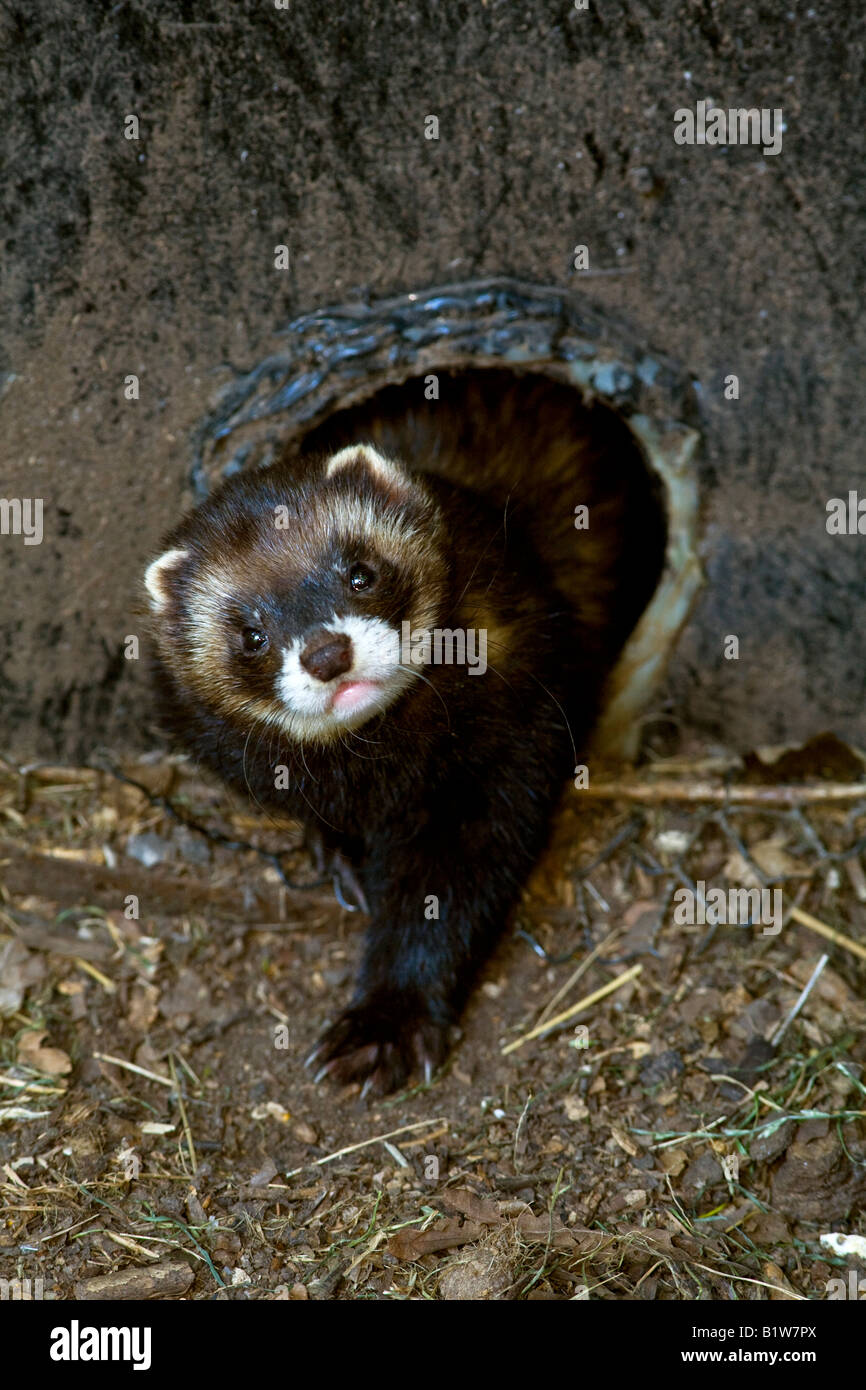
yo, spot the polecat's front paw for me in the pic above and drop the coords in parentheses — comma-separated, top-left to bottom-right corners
(306, 997, 451, 1097)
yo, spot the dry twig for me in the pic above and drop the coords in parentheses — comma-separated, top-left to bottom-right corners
(581, 779, 866, 805)
(789, 906, 866, 962)
(502, 963, 643, 1055)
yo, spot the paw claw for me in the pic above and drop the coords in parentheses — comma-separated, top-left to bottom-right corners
(306, 998, 450, 1095)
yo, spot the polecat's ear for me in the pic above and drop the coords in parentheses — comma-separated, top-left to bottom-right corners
(325, 444, 411, 503)
(144, 547, 189, 612)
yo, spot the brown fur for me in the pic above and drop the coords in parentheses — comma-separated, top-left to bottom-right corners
(144, 372, 666, 1093)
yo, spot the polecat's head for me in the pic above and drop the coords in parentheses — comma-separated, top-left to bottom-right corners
(144, 445, 447, 743)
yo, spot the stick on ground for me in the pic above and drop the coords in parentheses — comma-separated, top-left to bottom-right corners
(502, 963, 643, 1055)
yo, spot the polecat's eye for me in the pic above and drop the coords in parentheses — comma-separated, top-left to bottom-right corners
(349, 564, 375, 593)
(241, 626, 269, 654)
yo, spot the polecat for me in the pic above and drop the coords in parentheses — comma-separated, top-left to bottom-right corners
(144, 371, 665, 1094)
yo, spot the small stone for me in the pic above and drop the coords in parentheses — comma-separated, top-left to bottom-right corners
(126, 832, 173, 867)
(640, 1050, 684, 1088)
(628, 164, 656, 194)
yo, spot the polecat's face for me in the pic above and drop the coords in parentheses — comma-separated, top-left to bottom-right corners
(144, 445, 446, 743)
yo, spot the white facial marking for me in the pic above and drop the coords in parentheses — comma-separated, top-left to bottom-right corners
(275, 612, 416, 738)
(144, 548, 189, 612)
(339, 613, 402, 681)
(276, 634, 323, 713)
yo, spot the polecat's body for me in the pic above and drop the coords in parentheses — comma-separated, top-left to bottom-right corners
(145, 372, 664, 1093)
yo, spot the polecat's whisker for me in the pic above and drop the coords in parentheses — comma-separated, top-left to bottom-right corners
(400, 663, 453, 730)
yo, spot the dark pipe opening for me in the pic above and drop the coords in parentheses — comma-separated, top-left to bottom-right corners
(297, 367, 668, 670)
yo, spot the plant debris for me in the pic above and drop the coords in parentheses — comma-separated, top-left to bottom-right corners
(0, 736, 864, 1299)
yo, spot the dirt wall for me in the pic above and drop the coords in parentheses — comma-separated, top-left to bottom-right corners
(1, 0, 863, 757)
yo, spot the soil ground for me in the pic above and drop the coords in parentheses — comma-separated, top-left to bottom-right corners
(1, 733, 865, 1301)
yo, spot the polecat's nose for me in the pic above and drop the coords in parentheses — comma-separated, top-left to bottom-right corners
(300, 631, 354, 683)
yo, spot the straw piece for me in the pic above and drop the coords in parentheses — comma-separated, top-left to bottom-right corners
(789, 906, 866, 962)
(502, 963, 643, 1055)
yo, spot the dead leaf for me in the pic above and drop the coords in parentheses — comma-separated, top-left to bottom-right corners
(438, 1188, 500, 1224)
(611, 1125, 640, 1157)
(617, 899, 661, 953)
(658, 1148, 688, 1176)
(387, 1218, 483, 1260)
(743, 1210, 791, 1246)
(515, 1212, 578, 1249)
(0, 939, 46, 1015)
(763, 1260, 800, 1300)
(722, 851, 762, 890)
(748, 835, 808, 880)
(127, 982, 159, 1031)
(16, 1029, 72, 1076)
